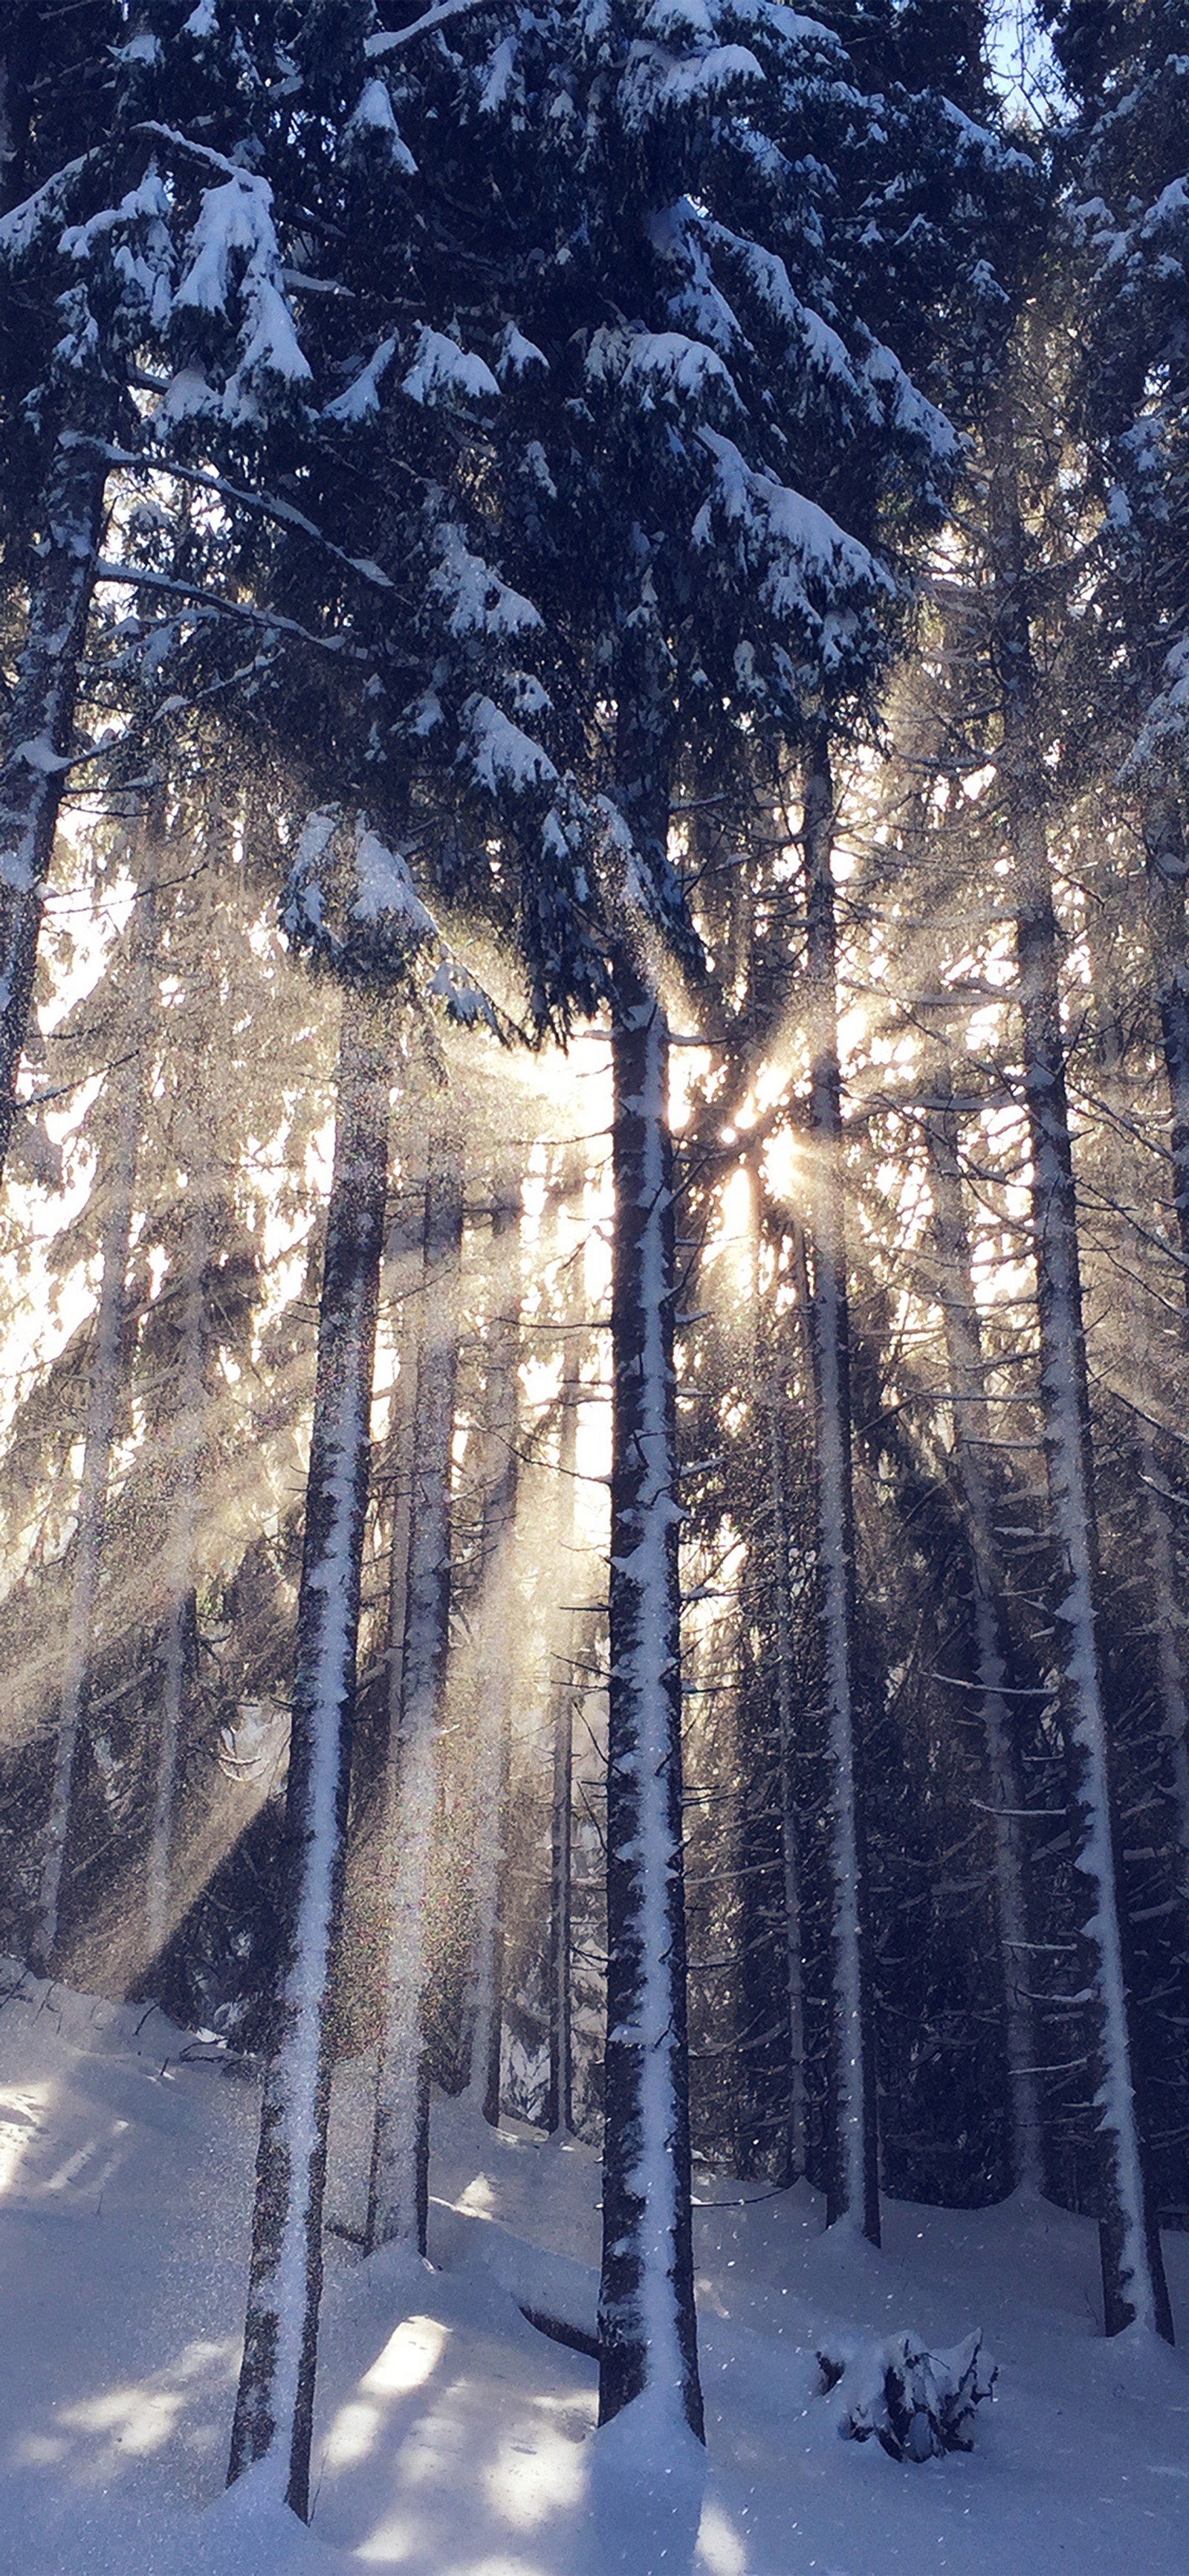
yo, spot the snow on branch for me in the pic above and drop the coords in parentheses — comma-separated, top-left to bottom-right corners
(0, 155, 93, 262)
(363, 1, 502, 59)
(281, 807, 508, 1034)
(401, 327, 500, 407)
(431, 526, 541, 639)
(92, 559, 369, 661)
(586, 326, 741, 413)
(345, 78, 418, 175)
(621, 41, 764, 129)
(693, 427, 892, 639)
(173, 170, 311, 407)
(323, 336, 399, 423)
(71, 436, 395, 588)
(464, 694, 558, 797)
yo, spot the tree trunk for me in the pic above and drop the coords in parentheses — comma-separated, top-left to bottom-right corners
(466, 1175, 521, 2117)
(366, 1117, 462, 2255)
(1083, 836, 1189, 1914)
(990, 407, 1173, 2341)
(1143, 794, 1189, 1320)
(801, 737, 881, 2246)
(545, 1313, 581, 2137)
(146, 1196, 207, 1965)
(227, 991, 390, 2515)
(598, 945, 703, 2439)
(766, 1380, 807, 2185)
(1, 429, 109, 1184)
(33, 876, 155, 1972)
(925, 1090, 1043, 2195)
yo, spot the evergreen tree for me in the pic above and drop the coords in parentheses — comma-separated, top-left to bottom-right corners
(228, 981, 391, 2517)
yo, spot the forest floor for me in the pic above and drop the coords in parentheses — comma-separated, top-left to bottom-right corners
(1, 1966, 1188, 2574)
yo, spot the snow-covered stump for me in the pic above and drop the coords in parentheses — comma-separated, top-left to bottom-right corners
(599, 952, 703, 2441)
(227, 994, 390, 2517)
(822, 2327, 997, 2461)
(33, 876, 156, 1975)
(466, 1177, 521, 2120)
(367, 1118, 462, 2255)
(0, 430, 108, 1181)
(802, 743, 881, 2247)
(926, 1092, 1043, 2198)
(990, 418, 1174, 2343)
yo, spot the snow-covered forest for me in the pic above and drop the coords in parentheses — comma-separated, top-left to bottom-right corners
(2, 4, 1189, 2569)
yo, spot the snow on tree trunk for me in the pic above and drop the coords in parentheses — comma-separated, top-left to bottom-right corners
(1084, 842, 1189, 1914)
(765, 1384, 808, 2184)
(598, 943, 703, 2440)
(33, 874, 155, 1974)
(1, 431, 108, 1183)
(1143, 794, 1189, 1325)
(1137, 1431, 1189, 1910)
(925, 1088, 1043, 2196)
(801, 739, 881, 2247)
(147, 1193, 207, 1965)
(991, 417, 1174, 2343)
(227, 991, 390, 2517)
(466, 1174, 521, 2117)
(545, 1308, 581, 2138)
(367, 1117, 461, 2255)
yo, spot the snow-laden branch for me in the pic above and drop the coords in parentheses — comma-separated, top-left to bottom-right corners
(133, 120, 259, 183)
(67, 436, 398, 590)
(364, 1, 500, 60)
(0, 154, 93, 261)
(92, 561, 371, 660)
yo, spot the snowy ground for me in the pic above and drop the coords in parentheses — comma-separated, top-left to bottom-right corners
(1, 1966, 1188, 2575)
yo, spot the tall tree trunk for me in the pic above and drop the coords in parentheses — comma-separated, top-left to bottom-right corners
(801, 737, 881, 2246)
(33, 875, 155, 1973)
(765, 1375, 807, 2185)
(990, 407, 1173, 2341)
(146, 1196, 207, 1964)
(228, 991, 390, 2516)
(598, 945, 703, 2438)
(1, 430, 109, 1183)
(545, 1308, 580, 2137)
(366, 1117, 462, 2255)
(1143, 793, 1189, 1320)
(1084, 842, 1189, 1911)
(925, 1088, 1043, 2195)
(467, 1173, 521, 2118)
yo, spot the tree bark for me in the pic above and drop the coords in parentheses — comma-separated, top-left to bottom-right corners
(227, 990, 390, 2515)
(925, 1089, 1043, 2195)
(990, 403, 1173, 2341)
(766, 1379, 807, 2185)
(466, 1174, 521, 2117)
(598, 945, 703, 2439)
(146, 1193, 208, 1966)
(801, 737, 881, 2246)
(33, 875, 155, 1972)
(1143, 794, 1189, 1322)
(1, 429, 109, 1184)
(545, 1303, 581, 2137)
(366, 1116, 462, 2255)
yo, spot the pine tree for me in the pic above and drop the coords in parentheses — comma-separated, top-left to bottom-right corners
(228, 982, 392, 2517)
(366, 1109, 463, 2254)
(982, 363, 1174, 2339)
(1052, 1, 1189, 1308)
